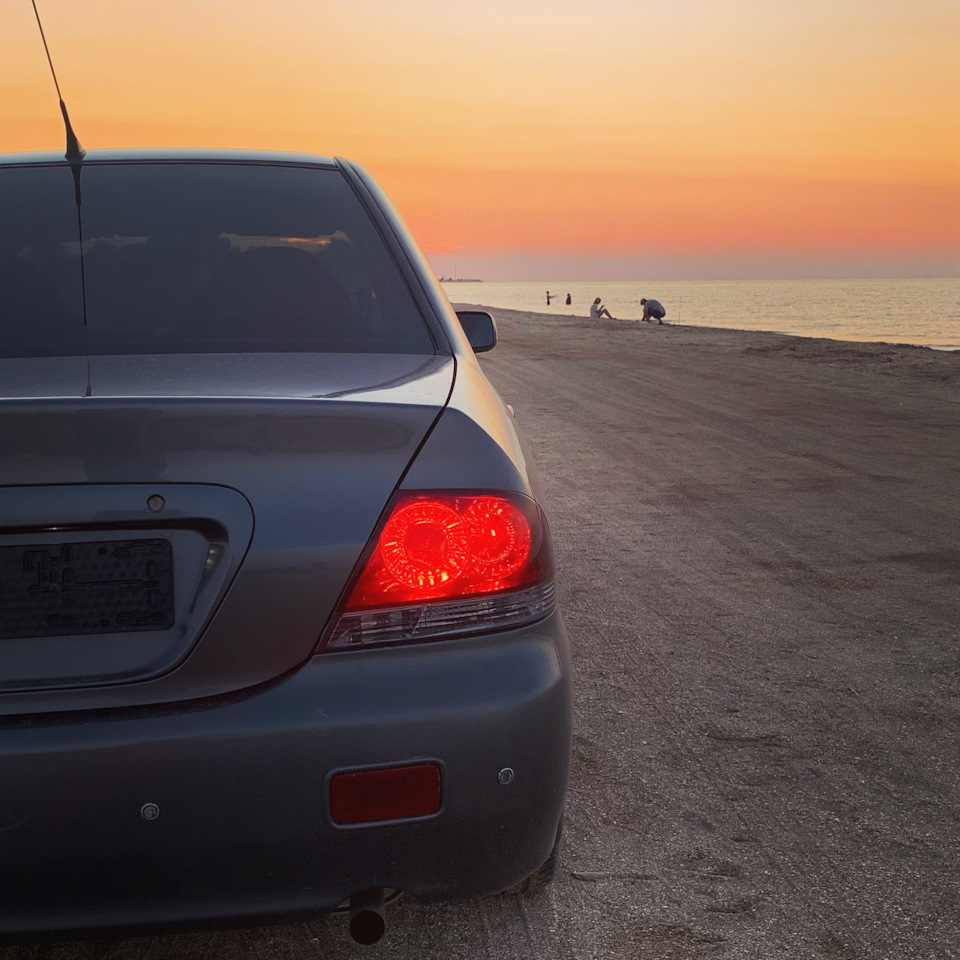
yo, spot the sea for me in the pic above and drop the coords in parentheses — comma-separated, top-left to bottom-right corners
(440, 278, 960, 352)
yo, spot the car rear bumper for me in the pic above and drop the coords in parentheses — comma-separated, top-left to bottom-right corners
(0, 612, 571, 939)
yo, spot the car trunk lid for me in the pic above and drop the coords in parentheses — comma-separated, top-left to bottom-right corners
(0, 353, 453, 714)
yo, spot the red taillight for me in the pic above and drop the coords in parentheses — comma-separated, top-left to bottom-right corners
(330, 763, 442, 825)
(343, 492, 546, 611)
(323, 490, 556, 650)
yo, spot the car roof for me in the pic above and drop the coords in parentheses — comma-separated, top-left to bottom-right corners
(0, 148, 337, 168)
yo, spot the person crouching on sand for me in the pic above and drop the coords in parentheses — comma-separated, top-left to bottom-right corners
(590, 297, 614, 320)
(640, 298, 666, 325)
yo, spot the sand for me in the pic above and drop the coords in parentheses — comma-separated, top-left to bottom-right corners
(464, 305, 960, 960)
(470, 305, 960, 386)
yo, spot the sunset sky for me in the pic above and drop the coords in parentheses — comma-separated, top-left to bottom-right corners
(2, 0, 958, 280)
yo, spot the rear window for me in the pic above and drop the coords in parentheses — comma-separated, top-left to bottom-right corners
(0, 162, 435, 357)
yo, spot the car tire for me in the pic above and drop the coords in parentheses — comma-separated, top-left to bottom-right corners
(517, 816, 563, 896)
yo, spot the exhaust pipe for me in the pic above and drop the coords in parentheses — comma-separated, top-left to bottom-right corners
(349, 887, 386, 945)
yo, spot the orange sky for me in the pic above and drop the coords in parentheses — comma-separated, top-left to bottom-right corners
(2, 0, 958, 278)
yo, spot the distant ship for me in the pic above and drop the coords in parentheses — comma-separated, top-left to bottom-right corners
(439, 276, 482, 282)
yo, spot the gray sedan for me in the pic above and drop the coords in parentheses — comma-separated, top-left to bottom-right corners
(0, 150, 571, 945)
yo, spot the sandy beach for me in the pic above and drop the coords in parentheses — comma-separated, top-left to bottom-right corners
(5, 308, 957, 959)
(467, 304, 960, 386)
(464, 306, 960, 959)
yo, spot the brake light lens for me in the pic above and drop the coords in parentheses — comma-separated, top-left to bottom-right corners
(349, 494, 538, 608)
(322, 491, 555, 650)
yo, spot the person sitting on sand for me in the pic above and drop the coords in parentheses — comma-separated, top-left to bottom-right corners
(590, 297, 614, 320)
(640, 298, 666, 325)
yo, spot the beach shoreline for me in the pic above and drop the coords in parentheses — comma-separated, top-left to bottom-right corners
(444, 276, 960, 351)
(454, 303, 960, 387)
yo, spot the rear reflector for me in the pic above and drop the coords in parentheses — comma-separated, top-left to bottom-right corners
(330, 763, 442, 825)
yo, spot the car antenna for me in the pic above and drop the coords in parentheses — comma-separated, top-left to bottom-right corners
(30, 0, 85, 162)
(29, 0, 89, 329)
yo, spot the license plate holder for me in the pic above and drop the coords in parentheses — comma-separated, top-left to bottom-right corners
(0, 538, 174, 640)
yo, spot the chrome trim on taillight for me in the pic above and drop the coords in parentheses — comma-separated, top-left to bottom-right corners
(322, 580, 557, 652)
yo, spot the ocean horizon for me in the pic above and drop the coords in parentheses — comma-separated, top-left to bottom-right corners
(441, 278, 960, 351)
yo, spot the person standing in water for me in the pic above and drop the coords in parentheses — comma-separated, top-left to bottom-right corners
(565, 293, 572, 305)
(546, 291, 556, 305)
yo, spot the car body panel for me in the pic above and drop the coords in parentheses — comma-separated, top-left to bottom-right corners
(0, 483, 253, 693)
(0, 353, 453, 403)
(402, 356, 539, 498)
(0, 149, 338, 169)
(0, 393, 448, 712)
(0, 616, 570, 938)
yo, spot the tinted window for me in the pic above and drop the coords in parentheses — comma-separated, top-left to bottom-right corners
(0, 162, 434, 357)
(0, 166, 85, 355)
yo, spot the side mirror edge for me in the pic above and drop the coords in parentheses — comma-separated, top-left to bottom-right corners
(455, 310, 498, 353)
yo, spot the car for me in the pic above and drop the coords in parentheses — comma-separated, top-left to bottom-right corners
(0, 149, 571, 945)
